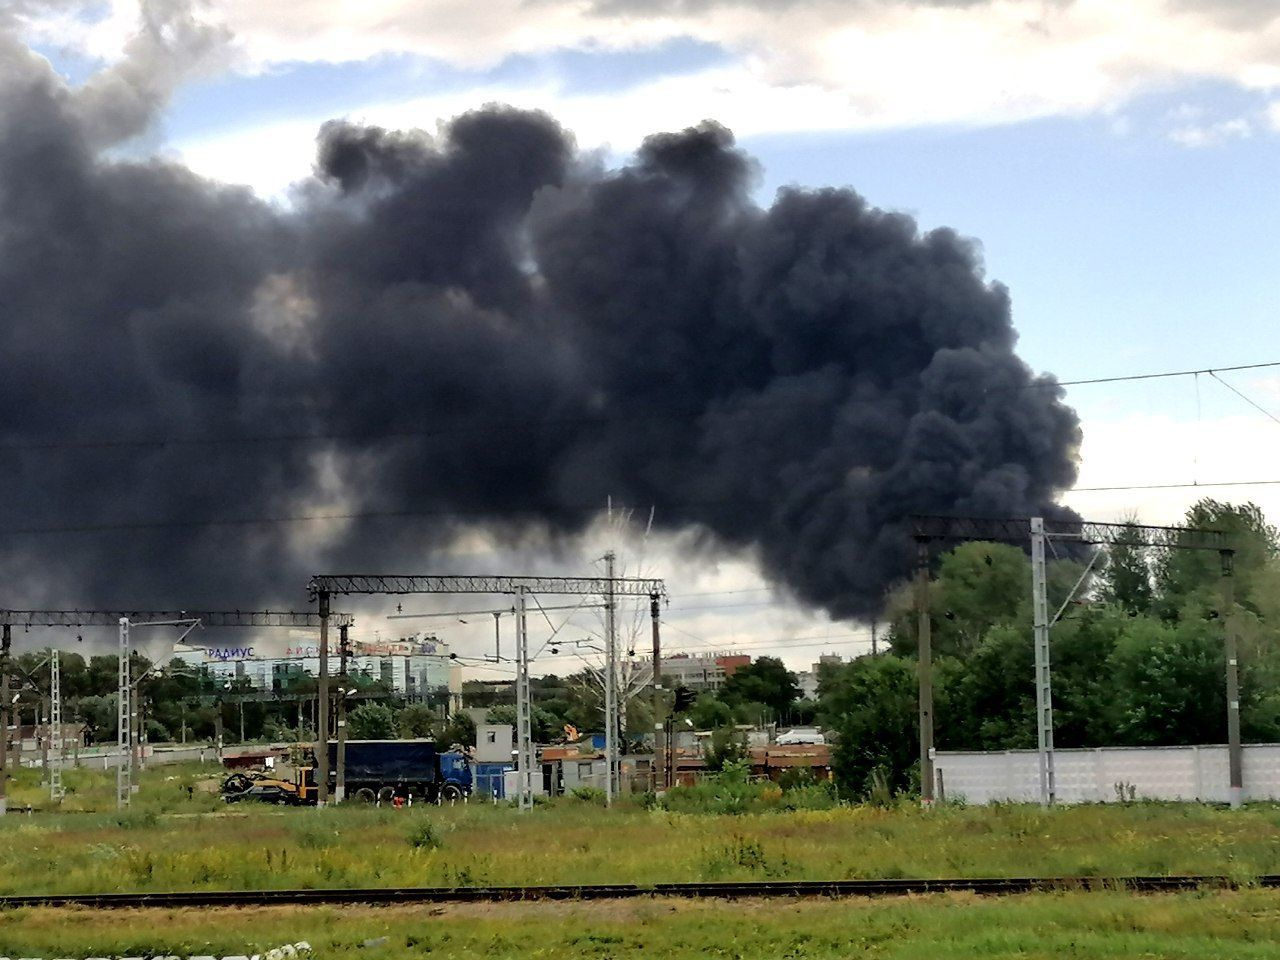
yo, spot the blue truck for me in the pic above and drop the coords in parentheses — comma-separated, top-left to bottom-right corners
(221, 739, 472, 804)
(327, 739, 472, 803)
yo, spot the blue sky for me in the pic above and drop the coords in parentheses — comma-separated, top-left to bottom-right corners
(15, 0, 1280, 663)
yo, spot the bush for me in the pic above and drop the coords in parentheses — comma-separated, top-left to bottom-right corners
(570, 786, 606, 805)
(407, 820, 442, 850)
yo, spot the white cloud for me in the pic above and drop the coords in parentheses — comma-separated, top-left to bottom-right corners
(1062, 410, 1280, 526)
(23, 0, 1280, 139)
(1168, 115, 1253, 147)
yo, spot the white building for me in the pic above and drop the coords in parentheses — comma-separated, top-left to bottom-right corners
(651, 651, 751, 691)
(171, 635, 458, 702)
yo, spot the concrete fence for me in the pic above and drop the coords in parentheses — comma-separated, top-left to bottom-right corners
(935, 743, 1280, 804)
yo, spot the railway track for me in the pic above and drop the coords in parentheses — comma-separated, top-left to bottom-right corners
(2, 875, 1276, 909)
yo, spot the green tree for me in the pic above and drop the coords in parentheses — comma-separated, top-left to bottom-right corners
(703, 725, 746, 771)
(485, 704, 560, 741)
(1098, 519, 1154, 615)
(1047, 607, 1131, 748)
(347, 702, 397, 739)
(438, 712, 476, 749)
(937, 624, 1035, 751)
(1155, 499, 1279, 619)
(720, 656, 800, 718)
(819, 655, 918, 797)
(688, 693, 734, 730)
(75, 694, 116, 743)
(396, 704, 438, 738)
(1105, 616, 1225, 745)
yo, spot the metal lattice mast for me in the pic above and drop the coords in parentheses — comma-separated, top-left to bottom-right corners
(604, 552, 619, 804)
(915, 541, 934, 807)
(310, 570, 666, 812)
(49, 648, 62, 802)
(0, 610, 352, 628)
(912, 513, 1240, 808)
(514, 586, 534, 810)
(1030, 518, 1055, 807)
(117, 618, 131, 810)
(1221, 552, 1243, 809)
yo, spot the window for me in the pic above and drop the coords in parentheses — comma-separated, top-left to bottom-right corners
(486, 731, 497, 744)
(578, 762, 594, 777)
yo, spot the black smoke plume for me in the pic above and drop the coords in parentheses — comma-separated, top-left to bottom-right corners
(0, 22, 1079, 618)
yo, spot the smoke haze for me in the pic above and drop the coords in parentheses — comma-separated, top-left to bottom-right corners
(0, 6, 1080, 618)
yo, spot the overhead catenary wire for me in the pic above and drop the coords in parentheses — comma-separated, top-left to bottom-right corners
(2, 360, 1278, 455)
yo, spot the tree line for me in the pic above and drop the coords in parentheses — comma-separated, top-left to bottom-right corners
(820, 498, 1280, 798)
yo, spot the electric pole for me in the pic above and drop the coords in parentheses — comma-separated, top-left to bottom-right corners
(336, 621, 349, 804)
(650, 591, 662, 792)
(604, 551, 618, 804)
(514, 586, 534, 810)
(50, 647, 63, 802)
(117, 618, 131, 809)
(1222, 550, 1243, 809)
(0, 623, 10, 816)
(1030, 517, 1056, 807)
(316, 590, 331, 806)
(915, 541, 934, 808)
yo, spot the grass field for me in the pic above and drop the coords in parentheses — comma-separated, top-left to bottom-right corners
(5, 892, 1280, 959)
(2, 763, 1280, 895)
(6, 765, 1280, 957)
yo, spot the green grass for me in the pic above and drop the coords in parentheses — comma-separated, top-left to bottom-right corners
(2, 765, 1280, 894)
(5, 891, 1280, 958)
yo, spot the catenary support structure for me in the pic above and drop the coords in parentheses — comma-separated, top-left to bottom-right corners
(910, 515, 1238, 808)
(308, 573, 665, 810)
(0, 608, 352, 814)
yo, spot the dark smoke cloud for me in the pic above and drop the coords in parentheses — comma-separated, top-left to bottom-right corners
(0, 24, 1079, 618)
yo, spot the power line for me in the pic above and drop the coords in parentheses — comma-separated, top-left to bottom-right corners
(4, 361, 1278, 455)
(1053, 360, 1280, 389)
(1209, 371, 1280, 427)
(1071, 480, 1280, 493)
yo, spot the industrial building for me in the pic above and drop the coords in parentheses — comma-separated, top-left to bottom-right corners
(648, 651, 750, 690)
(171, 635, 462, 705)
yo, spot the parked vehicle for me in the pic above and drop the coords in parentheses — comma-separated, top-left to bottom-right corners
(775, 727, 826, 745)
(220, 740, 472, 805)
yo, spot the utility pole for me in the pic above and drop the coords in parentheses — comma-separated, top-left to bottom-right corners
(1, 623, 10, 816)
(117, 618, 131, 809)
(39, 692, 49, 784)
(1222, 550, 1243, 809)
(1030, 517, 1056, 807)
(316, 590, 331, 806)
(871, 622, 878, 657)
(650, 592, 662, 792)
(336, 621, 349, 804)
(514, 586, 534, 810)
(604, 552, 618, 804)
(50, 647, 62, 802)
(915, 540, 934, 808)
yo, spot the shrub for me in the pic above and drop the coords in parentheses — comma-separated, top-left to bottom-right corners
(407, 820, 442, 850)
(570, 786, 606, 805)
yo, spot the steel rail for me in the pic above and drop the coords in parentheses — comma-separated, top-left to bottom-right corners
(2, 875, 1275, 908)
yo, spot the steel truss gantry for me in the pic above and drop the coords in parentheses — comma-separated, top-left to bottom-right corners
(309, 572, 666, 810)
(0, 609, 353, 628)
(0, 608, 354, 813)
(307, 575, 665, 598)
(910, 515, 1240, 809)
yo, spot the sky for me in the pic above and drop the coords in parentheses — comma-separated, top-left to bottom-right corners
(9, 0, 1280, 675)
